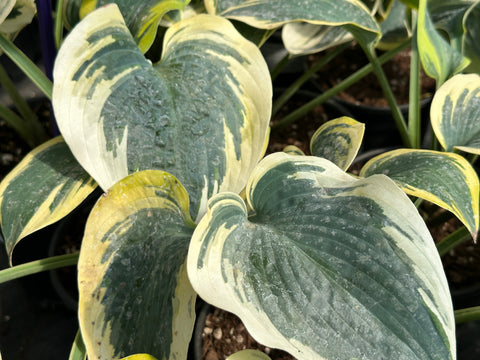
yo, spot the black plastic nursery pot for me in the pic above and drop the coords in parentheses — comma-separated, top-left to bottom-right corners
(305, 42, 436, 151)
(0, 228, 78, 360)
(332, 95, 432, 151)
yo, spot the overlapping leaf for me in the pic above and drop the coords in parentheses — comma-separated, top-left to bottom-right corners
(377, 0, 411, 50)
(78, 170, 196, 360)
(463, 3, 480, 72)
(428, 0, 476, 45)
(431, 73, 480, 154)
(205, 0, 381, 49)
(188, 152, 455, 360)
(0, 0, 35, 39)
(120, 355, 158, 360)
(0, 0, 15, 25)
(0, 137, 97, 259)
(310, 117, 364, 171)
(53, 4, 271, 221)
(360, 149, 479, 239)
(280, 0, 388, 55)
(282, 23, 352, 56)
(417, 0, 469, 85)
(428, 0, 480, 73)
(62, 0, 189, 52)
(227, 350, 271, 360)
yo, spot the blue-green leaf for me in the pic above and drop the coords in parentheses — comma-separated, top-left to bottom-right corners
(205, 0, 381, 49)
(62, 0, 190, 52)
(0, 0, 35, 39)
(417, 0, 469, 85)
(430, 73, 480, 154)
(310, 117, 364, 171)
(53, 4, 271, 221)
(78, 170, 196, 360)
(188, 152, 455, 360)
(0, 137, 97, 259)
(360, 149, 479, 239)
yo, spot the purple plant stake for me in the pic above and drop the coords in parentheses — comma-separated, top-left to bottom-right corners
(36, 0, 59, 135)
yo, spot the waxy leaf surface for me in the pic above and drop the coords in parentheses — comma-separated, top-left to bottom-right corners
(417, 0, 469, 85)
(62, 0, 189, 52)
(360, 149, 479, 239)
(78, 170, 196, 360)
(188, 152, 455, 360)
(53, 4, 271, 221)
(431, 73, 480, 154)
(282, 23, 352, 55)
(310, 117, 364, 171)
(205, 0, 381, 48)
(281, 0, 387, 54)
(0, 137, 97, 259)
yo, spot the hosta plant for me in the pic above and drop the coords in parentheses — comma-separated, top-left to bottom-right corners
(0, 0, 479, 360)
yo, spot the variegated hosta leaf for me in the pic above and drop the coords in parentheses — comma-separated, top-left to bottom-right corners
(281, 0, 389, 55)
(464, 3, 480, 73)
(372, 0, 395, 21)
(430, 73, 480, 154)
(360, 149, 479, 239)
(160, 0, 206, 27)
(0, 0, 15, 25)
(61, 0, 82, 29)
(227, 350, 271, 360)
(428, 0, 475, 47)
(188, 152, 455, 360)
(428, 0, 480, 72)
(78, 170, 196, 360)
(377, 0, 411, 50)
(0, 0, 35, 38)
(120, 354, 158, 360)
(310, 117, 365, 171)
(283, 145, 304, 156)
(205, 0, 381, 49)
(282, 23, 352, 56)
(53, 4, 271, 222)
(0, 136, 97, 259)
(417, 0, 469, 85)
(62, 0, 189, 52)
(231, 21, 276, 47)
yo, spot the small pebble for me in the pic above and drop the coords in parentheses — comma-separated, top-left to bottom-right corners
(213, 327, 222, 340)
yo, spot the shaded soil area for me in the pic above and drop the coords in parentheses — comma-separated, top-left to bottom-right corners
(199, 306, 294, 360)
